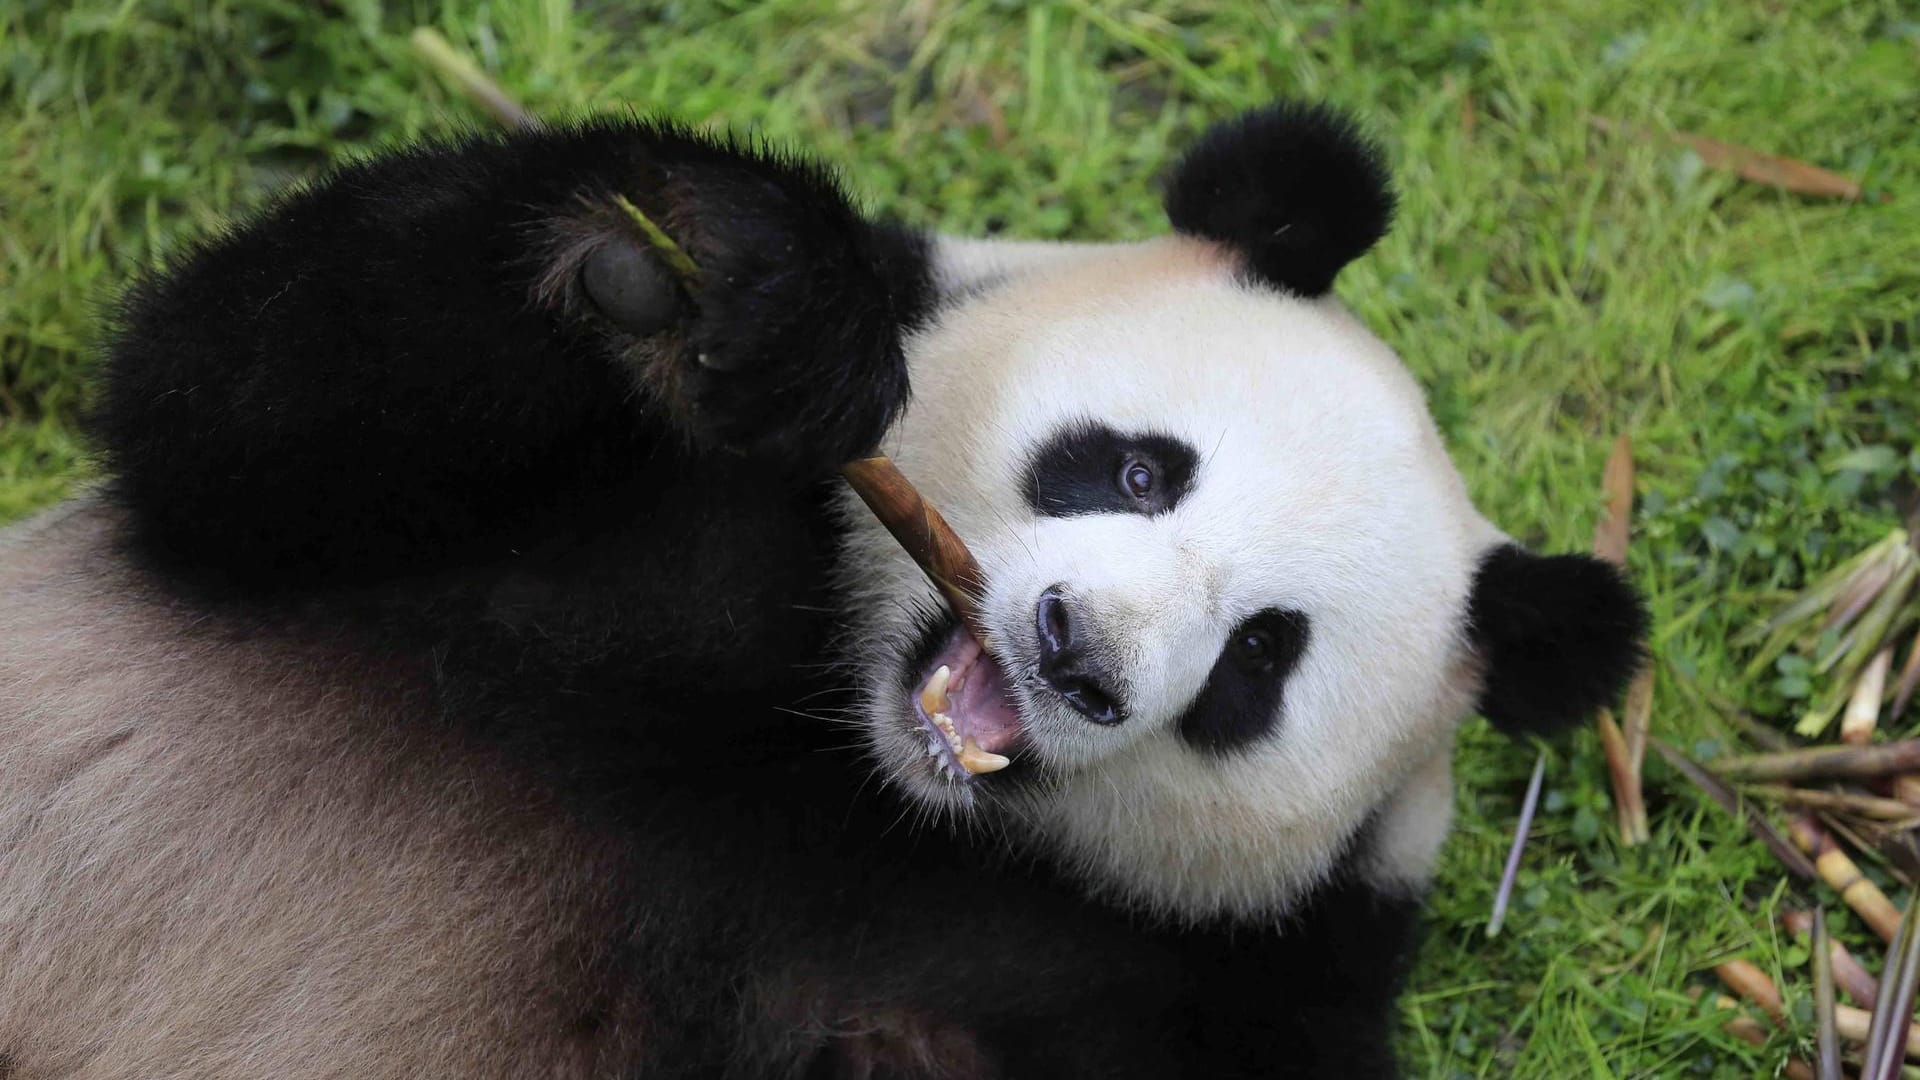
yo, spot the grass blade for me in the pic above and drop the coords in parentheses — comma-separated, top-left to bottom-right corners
(409, 27, 538, 133)
(1813, 907, 1842, 1080)
(1654, 739, 1817, 880)
(1487, 750, 1546, 938)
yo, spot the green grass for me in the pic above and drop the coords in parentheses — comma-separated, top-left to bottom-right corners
(4, 2, 1918, 1075)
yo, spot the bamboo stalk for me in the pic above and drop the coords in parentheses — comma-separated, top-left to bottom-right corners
(1792, 813, 1904, 942)
(1716, 959, 1787, 1024)
(1744, 785, 1920, 822)
(841, 457, 990, 642)
(1741, 532, 1909, 668)
(1787, 909, 1890, 1007)
(1837, 1003, 1920, 1062)
(1843, 648, 1897, 746)
(1813, 907, 1843, 1080)
(1715, 743, 1920, 785)
(1803, 561, 1919, 736)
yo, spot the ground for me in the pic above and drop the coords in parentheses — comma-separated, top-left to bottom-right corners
(3, 2, 1917, 1076)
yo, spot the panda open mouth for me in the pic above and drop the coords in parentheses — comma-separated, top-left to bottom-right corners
(911, 625, 1023, 782)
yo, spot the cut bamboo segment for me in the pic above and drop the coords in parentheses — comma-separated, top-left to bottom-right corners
(1786, 909, 1884, 1007)
(1843, 648, 1896, 746)
(1791, 814, 1903, 942)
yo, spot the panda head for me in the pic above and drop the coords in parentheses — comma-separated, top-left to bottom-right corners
(838, 103, 1645, 920)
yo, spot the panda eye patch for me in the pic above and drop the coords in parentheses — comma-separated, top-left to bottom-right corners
(1024, 422, 1197, 518)
(580, 241, 681, 336)
(1178, 609, 1311, 753)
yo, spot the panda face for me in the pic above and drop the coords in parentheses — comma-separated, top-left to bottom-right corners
(837, 237, 1500, 919)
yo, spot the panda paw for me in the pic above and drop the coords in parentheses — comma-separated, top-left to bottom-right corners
(569, 168, 931, 474)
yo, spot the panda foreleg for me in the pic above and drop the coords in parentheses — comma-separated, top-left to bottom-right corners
(92, 121, 935, 588)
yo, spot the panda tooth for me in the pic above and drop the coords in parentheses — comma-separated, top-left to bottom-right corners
(958, 737, 1011, 775)
(931, 712, 963, 755)
(919, 666, 952, 715)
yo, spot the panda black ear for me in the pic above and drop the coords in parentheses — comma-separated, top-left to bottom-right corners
(1467, 545, 1648, 739)
(1162, 101, 1395, 297)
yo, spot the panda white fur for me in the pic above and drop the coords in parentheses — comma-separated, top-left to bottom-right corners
(0, 103, 1643, 1079)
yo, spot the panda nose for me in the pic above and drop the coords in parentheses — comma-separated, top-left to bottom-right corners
(1035, 586, 1125, 725)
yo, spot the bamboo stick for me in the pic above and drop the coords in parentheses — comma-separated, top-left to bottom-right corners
(841, 457, 990, 643)
(1745, 785, 1920, 822)
(1792, 813, 1904, 942)
(1715, 742, 1920, 785)
(1786, 909, 1887, 1007)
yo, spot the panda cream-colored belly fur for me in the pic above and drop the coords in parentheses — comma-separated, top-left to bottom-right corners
(0, 504, 641, 1079)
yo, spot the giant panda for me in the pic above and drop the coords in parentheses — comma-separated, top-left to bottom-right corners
(0, 102, 1643, 1079)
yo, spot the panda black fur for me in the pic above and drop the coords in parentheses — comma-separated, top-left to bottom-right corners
(0, 103, 1644, 1079)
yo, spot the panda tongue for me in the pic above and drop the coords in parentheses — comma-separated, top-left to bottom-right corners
(921, 629, 1022, 759)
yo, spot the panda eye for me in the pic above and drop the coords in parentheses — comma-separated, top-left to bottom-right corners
(1231, 628, 1276, 673)
(1120, 459, 1155, 500)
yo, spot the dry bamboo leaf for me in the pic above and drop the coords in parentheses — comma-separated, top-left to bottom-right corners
(1623, 668, 1654, 774)
(1591, 116, 1880, 201)
(1599, 710, 1649, 844)
(1591, 435, 1648, 843)
(1593, 434, 1634, 566)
